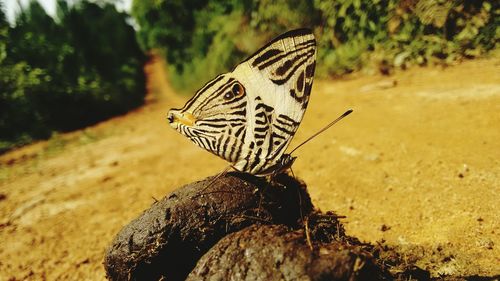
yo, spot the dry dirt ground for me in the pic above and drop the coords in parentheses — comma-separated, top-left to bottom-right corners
(1, 55, 499, 280)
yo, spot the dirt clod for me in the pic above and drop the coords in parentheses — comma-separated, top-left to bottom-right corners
(104, 172, 313, 281)
(104, 172, 442, 281)
(187, 224, 386, 281)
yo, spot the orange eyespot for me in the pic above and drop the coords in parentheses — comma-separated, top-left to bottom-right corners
(232, 83, 243, 96)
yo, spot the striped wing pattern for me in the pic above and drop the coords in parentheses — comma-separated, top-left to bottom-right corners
(168, 29, 316, 175)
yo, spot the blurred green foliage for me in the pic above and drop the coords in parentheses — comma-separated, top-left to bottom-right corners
(132, 0, 498, 92)
(2, 0, 497, 152)
(0, 0, 146, 152)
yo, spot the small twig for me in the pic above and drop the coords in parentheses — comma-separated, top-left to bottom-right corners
(231, 215, 271, 223)
(304, 216, 313, 250)
(195, 190, 241, 196)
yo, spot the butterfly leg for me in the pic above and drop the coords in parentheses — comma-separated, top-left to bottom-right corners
(289, 167, 296, 179)
(192, 165, 234, 199)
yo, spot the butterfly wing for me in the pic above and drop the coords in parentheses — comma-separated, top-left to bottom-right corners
(168, 29, 316, 175)
(231, 29, 316, 174)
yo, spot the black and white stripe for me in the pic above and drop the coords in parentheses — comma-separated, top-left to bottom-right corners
(168, 28, 316, 176)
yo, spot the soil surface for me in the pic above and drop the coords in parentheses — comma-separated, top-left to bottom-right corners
(1, 55, 499, 280)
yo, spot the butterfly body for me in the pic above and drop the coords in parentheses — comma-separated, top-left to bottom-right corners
(168, 29, 316, 176)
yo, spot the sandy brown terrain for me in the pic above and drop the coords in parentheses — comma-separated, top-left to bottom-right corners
(0, 55, 499, 280)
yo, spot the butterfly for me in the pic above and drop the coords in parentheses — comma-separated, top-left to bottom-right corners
(168, 28, 317, 176)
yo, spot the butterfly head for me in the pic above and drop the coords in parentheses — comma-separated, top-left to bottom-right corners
(255, 154, 297, 176)
(276, 154, 296, 174)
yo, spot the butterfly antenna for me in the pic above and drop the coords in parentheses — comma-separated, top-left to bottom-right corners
(289, 109, 353, 155)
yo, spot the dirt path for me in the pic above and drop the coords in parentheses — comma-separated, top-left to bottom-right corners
(0, 55, 499, 280)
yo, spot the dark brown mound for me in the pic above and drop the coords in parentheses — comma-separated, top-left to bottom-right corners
(187, 224, 385, 281)
(104, 172, 313, 281)
(105, 172, 492, 281)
